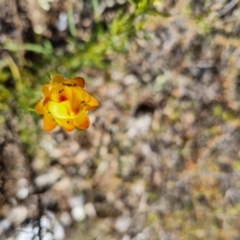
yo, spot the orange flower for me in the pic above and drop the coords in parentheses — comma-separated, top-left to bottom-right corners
(35, 74, 99, 131)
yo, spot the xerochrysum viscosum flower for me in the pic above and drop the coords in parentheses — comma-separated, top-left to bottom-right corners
(35, 74, 99, 131)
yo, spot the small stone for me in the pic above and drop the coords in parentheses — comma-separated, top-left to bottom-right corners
(122, 235, 131, 240)
(68, 141, 80, 155)
(123, 74, 138, 85)
(0, 219, 11, 232)
(117, 0, 126, 3)
(225, 188, 240, 204)
(60, 211, 72, 227)
(115, 214, 131, 233)
(134, 233, 147, 240)
(106, 0, 115, 8)
(57, 12, 68, 31)
(106, 192, 115, 203)
(181, 112, 195, 125)
(85, 202, 96, 218)
(42, 232, 53, 240)
(53, 177, 71, 192)
(131, 181, 145, 196)
(17, 178, 28, 187)
(16, 187, 29, 200)
(16, 224, 34, 240)
(142, 73, 151, 82)
(53, 223, 65, 240)
(69, 195, 85, 208)
(71, 206, 86, 222)
(40, 216, 51, 229)
(127, 115, 152, 139)
(7, 206, 28, 226)
(74, 150, 89, 164)
(34, 168, 64, 190)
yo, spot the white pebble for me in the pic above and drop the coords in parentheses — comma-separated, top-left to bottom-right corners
(71, 206, 86, 222)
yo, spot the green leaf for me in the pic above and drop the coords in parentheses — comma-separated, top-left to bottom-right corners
(67, 3, 77, 38)
(3, 43, 52, 55)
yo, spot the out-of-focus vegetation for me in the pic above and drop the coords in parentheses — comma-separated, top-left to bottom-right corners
(1, 0, 156, 109)
(1, 0, 159, 146)
(1, 0, 240, 239)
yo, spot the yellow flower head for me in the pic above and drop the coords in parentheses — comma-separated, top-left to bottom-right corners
(35, 74, 99, 131)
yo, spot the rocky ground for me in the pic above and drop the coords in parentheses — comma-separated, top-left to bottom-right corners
(1, 0, 240, 239)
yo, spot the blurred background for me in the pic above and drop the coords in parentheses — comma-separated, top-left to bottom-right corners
(1, 0, 240, 239)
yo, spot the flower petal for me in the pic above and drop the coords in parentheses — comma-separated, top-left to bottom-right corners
(35, 99, 44, 114)
(42, 84, 52, 97)
(71, 87, 99, 111)
(48, 101, 78, 119)
(43, 96, 50, 106)
(69, 87, 84, 111)
(48, 86, 71, 103)
(73, 110, 90, 129)
(80, 88, 91, 102)
(52, 74, 65, 83)
(49, 101, 70, 119)
(55, 118, 75, 131)
(44, 111, 57, 131)
(73, 77, 85, 87)
(86, 96, 99, 111)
